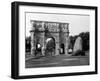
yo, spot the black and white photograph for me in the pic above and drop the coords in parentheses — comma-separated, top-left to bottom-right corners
(25, 13, 90, 68)
(11, 2, 97, 79)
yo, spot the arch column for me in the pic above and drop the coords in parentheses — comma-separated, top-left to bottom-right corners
(65, 23, 69, 55)
(30, 21, 35, 56)
(41, 32, 46, 56)
(55, 42, 59, 55)
(41, 22, 46, 56)
(55, 24, 60, 56)
(55, 35, 60, 55)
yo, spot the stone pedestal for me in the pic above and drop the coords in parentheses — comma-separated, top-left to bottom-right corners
(55, 43, 59, 55)
(65, 47, 68, 55)
(31, 47, 35, 56)
(41, 47, 46, 56)
(65, 35, 69, 55)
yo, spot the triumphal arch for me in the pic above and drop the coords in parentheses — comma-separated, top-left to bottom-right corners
(30, 20, 69, 56)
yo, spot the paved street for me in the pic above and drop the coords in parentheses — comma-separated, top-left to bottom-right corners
(25, 54, 89, 68)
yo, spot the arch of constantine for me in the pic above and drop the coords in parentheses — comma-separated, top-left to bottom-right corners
(30, 20, 69, 56)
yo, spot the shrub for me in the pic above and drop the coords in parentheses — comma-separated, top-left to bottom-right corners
(72, 50, 85, 56)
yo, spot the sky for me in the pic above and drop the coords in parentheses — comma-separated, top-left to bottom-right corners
(26, 12, 90, 37)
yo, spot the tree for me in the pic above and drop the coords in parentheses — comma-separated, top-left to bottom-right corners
(25, 36, 31, 52)
(69, 32, 89, 51)
(69, 35, 78, 49)
(79, 32, 89, 51)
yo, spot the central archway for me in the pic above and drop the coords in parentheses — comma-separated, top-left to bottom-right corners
(45, 37, 56, 56)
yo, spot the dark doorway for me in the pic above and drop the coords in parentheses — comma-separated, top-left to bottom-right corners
(60, 43, 65, 54)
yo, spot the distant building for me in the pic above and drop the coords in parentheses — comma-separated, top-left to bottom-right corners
(30, 20, 69, 56)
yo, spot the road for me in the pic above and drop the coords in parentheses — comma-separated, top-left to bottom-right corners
(25, 54, 89, 68)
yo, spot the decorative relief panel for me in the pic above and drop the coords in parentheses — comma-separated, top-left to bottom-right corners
(31, 20, 69, 33)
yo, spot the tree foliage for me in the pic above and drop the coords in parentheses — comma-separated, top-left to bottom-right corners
(69, 32, 89, 51)
(25, 36, 31, 52)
